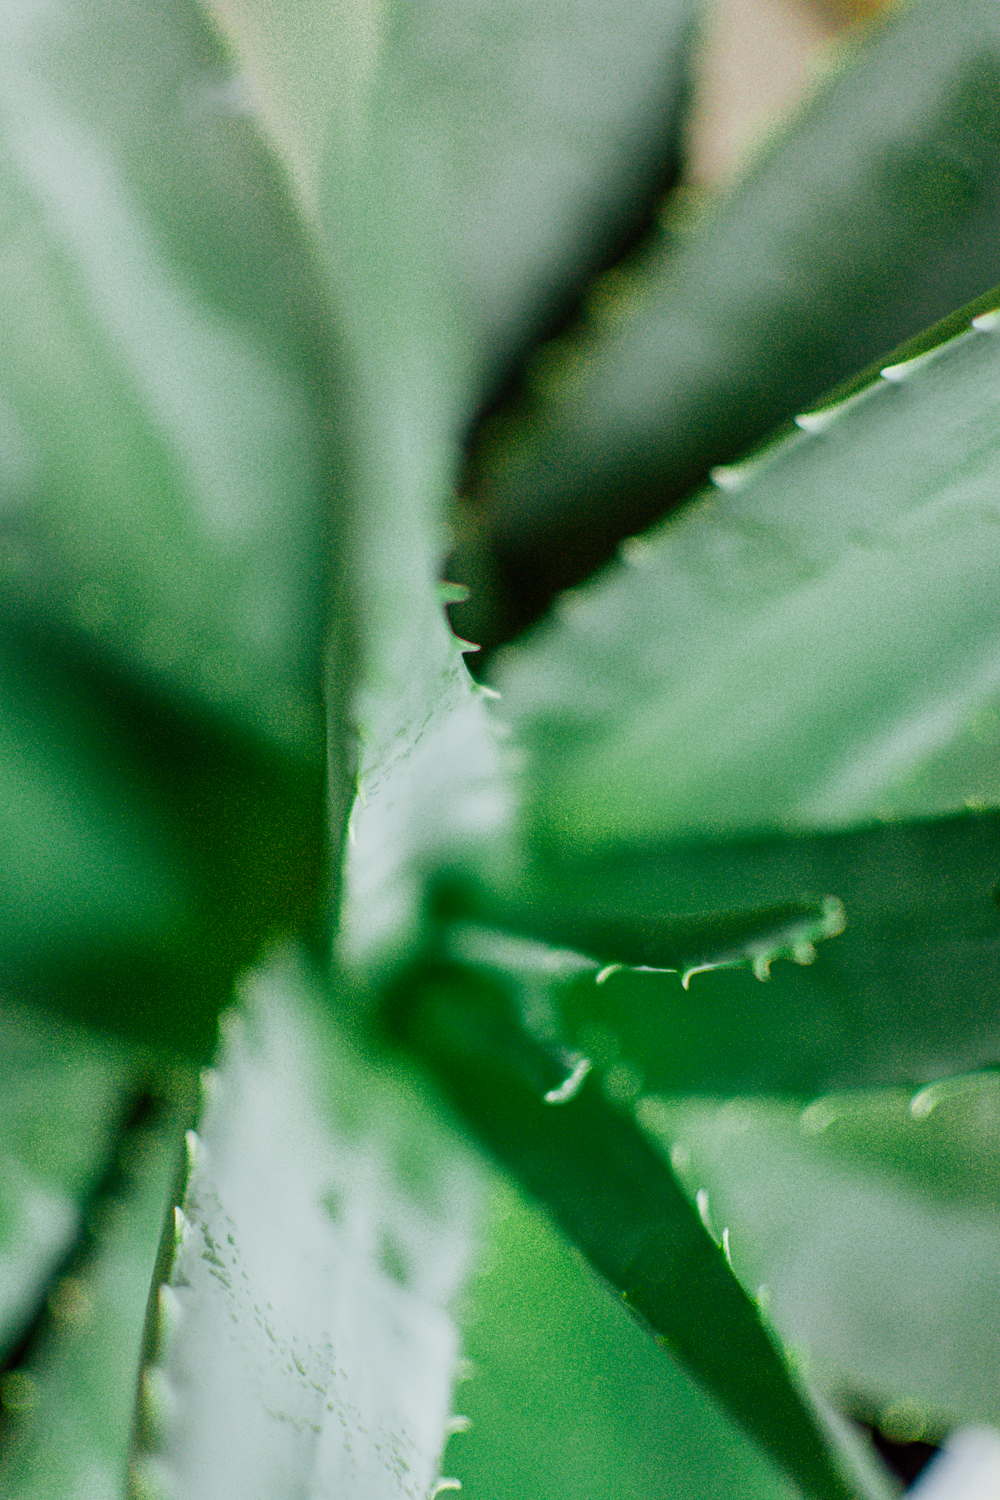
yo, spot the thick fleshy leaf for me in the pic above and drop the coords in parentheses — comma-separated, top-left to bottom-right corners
(0, 1074, 189, 1498)
(339, 476, 509, 984)
(0, 634, 326, 1057)
(0, 0, 340, 757)
(641, 1079, 1000, 1433)
(437, 871, 843, 982)
(496, 299, 1000, 855)
(454, 812, 1000, 1097)
(319, 0, 694, 417)
(457, 0, 1000, 644)
(329, 184, 512, 987)
(394, 958, 879, 1500)
(450, 1178, 808, 1500)
(137, 952, 482, 1500)
(0, 998, 143, 1364)
(0, 641, 185, 981)
(316, 0, 697, 966)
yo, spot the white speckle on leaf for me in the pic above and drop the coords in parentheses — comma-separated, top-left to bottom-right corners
(148, 955, 482, 1500)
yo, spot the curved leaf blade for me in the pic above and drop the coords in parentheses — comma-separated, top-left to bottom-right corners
(140, 952, 482, 1500)
(453, 813, 1000, 1097)
(0, 0, 340, 756)
(320, 0, 695, 415)
(452, 1179, 808, 1500)
(645, 1082, 1000, 1433)
(460, 0, 1000, 638)
(396, 959, 877, 1500)
(496, 300, 1000, 856)
(0, 1074, 189, 1499)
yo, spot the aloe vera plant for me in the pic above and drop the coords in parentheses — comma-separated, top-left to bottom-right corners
(3, 0, 1000, 1496)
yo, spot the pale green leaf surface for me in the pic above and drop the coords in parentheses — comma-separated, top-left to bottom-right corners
(0, 1082, 187, 1500)
(313, 0, 690, 985)
(342, 600, 511, 984)
(0, 0, 337, 756)
(641, 1083, 1000, 1433)
(318, 0, 695, 976)
(0, 998, 141, 1363)
(496, 304, 1000, 854)
(141, 952, 481, 1500)
(464, 0, 1000, 624)
(201, 0, 382, 213)
(328, 176, 512, 984)
(449, 1178, 806, 1500)
(320, 0, 693, 416)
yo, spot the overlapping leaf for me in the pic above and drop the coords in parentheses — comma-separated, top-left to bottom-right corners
(395, 956, 882, 1500)
(451, 1179, 808, 1500)
(448, 809, 1000, 1097)
(642, 1079, 1000, 1434)
(444, 303, 1000, 1096)
(137, 952, 481, 1500)
(0, 999, 144, 1366)
(0, 1071, 189, 1499)
(458, 0, 1000, 642)
(0, 0, 339, 757)
(0, 0, 339, 1055)
(496, 301, 1000, 856)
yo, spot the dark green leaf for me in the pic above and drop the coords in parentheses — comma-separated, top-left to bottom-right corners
(453, 812, 1000, 1096)
(0, 642, 185, 981)
(394, 959, 876, 1500)
(460, 0, 1000, 639)
(436, 870, 842, 981)
(0, 634, 326, 1058)
(0, 998, 144, 1363)
(452, 1179, 814, 1500)
(0, 1075, 190, 1498)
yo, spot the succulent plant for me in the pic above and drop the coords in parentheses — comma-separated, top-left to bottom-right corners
(2, 0, 1000, 1496)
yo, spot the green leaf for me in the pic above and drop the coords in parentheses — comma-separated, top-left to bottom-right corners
(0, 1073, 190, 1499)
(315, 2, 698, 950)
(313, 4, 693, 987)
(137, 951, 482, 1500)
(642, 1080, 1000, 1434)
(0, 998, 144, 1363)
(395, 958, 878, 1500)
(0, 634, 326, 1058)
(0, 641, 186, 981)
(199, 0, 383, 212)
(450, 1178, 809, 1500)
(453, 811, 1000, 1097)
(0, 0, 340, 757)
(461, 0, 1000, 633)
(437, 872, 843, 982)
(495, 298, 1000, 856)
(320, 0, 694, 416)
